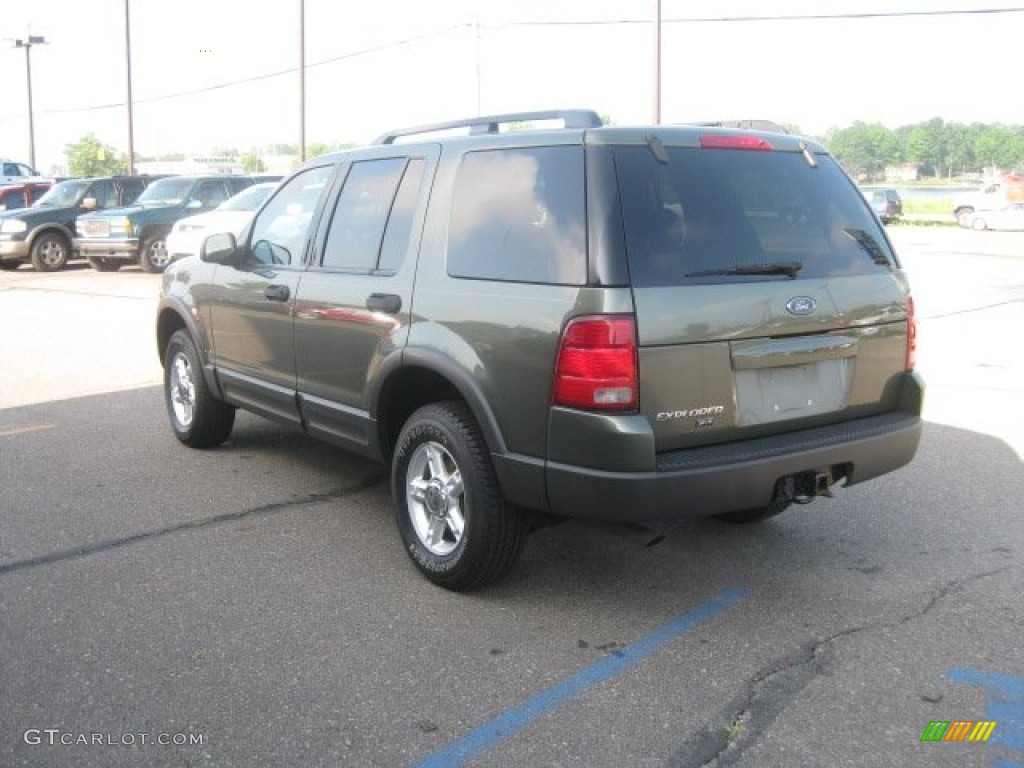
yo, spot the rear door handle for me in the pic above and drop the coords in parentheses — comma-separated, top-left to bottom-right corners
(265, 284, 290, 302)
(366, 293, 401, 313)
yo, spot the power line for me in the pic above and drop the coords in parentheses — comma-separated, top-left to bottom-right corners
(505, 7, 1024, 25)
(7, 7, 1024, 120)
(11, 22, 470, 120)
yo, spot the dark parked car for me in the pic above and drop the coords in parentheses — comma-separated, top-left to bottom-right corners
(870, 189, 903, 224)
(157, 109, 923, 590)
(0, 176, 155, 271)
(75, 175, 253, 272)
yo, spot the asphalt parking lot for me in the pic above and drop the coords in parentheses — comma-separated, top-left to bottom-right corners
(1, 228, 1022, 768)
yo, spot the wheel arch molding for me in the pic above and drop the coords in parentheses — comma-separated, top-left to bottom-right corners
(373, 347, 509, 463)
(156, 301, 224, 400)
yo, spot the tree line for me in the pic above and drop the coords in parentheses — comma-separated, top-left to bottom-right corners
(821, 118, 1024, 181)
(61, 135, 354, 177)
(62, 118, 1024, 180)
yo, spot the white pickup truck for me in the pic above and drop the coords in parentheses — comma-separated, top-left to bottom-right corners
(1, 159, 43, 186)
(953, 174, 1024, 227)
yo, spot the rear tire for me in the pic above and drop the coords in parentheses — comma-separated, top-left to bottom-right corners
(392, 401, 526, 591)
(30, 232, 70, 272)
(88, 256, 122, 272)
(163, 329, 235, 448)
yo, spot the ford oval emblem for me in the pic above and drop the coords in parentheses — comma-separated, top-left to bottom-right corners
(785, 296, 817, 315)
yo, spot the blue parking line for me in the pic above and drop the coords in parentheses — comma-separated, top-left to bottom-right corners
(411, 587, 747, 768)
(947, 668, 1024, 757)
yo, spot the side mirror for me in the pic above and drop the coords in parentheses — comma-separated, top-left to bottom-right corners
(81, 197, 98, 210)
(186, 199, 204, 210)
(201, 232, 238, 264)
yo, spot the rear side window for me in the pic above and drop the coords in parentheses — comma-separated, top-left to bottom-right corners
(614, 146, 896, 286)
(320, 157, 414, 271)
(448, 146, 586, 285)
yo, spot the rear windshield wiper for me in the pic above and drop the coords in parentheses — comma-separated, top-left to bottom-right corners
(685, 261, 803, 279)
(843, 228, 891, 265)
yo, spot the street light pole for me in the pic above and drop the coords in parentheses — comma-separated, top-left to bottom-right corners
(14, 34, 46, 169)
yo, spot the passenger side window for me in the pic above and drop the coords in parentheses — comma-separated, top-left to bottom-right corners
(89, 180, 117, 208)
(447, 146, 586, 285)
(319, 158, 409, 271)
(246, 165, 333, 267)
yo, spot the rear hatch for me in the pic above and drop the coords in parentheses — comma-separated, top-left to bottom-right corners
(608, 132, 912, 452)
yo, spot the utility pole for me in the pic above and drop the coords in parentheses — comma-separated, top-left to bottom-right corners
(299, 0, 306, 162)
(653, 0, 661, 124)
(125, 0, 135, 174)
(13, 34, 46, 169)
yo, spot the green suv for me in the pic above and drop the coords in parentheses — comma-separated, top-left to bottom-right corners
(76, 175, 253, 272)
(156, 110, 924, 590)
(0, 176, 154, 271)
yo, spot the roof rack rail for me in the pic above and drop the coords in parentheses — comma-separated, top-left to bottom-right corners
(373, 109, 603, 145)
(690, 119, 788, 134)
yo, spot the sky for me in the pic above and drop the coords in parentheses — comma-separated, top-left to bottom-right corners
(1, 0, 1023, 174)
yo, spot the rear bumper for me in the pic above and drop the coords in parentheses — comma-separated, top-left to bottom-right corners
(543, 410, 923, 522)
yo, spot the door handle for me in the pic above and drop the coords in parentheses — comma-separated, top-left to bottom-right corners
(265, 284, 290, 302)
(366, 293, 401, 313)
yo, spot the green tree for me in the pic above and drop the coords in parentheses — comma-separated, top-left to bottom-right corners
(905, 117, 947, 177)
(64, 134, 127, 177)
(241, 152, 266, 173)
(306, 142, 334, 159)
(826, 122, 899, 179)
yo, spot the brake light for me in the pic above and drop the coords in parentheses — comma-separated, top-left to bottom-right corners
(699, 134, 774, 151)
(905, 296, 917, 371)
(553, 316, 638, 412)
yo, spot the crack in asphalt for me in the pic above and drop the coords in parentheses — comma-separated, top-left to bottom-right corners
(664, 567, 1009, 768)
(0, 473, 387, 577)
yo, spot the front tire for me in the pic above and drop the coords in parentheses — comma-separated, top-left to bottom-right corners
(163, 329, 235, 448)
(30, 232, 70, 272)
(140, 233, 171, 273)
(392, 401, 526, 591)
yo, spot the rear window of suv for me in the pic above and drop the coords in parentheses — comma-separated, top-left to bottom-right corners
(613, 145, 896, 287)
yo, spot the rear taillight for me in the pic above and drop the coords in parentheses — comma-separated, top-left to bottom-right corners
(905, 296, 917, 371)
(699, 134, 774, 151)
(553, 316, 638, 412)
